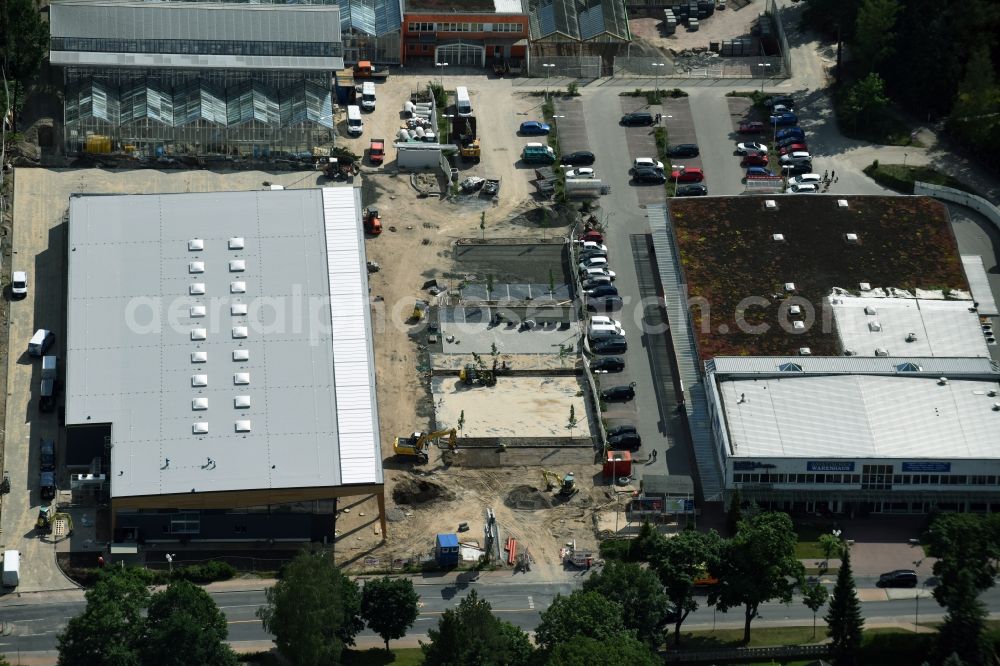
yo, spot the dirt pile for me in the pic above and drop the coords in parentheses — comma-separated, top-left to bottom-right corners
(392, 476, 456, 506)
(505, 484, 555, 511)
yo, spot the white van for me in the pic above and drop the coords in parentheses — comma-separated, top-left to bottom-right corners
(29, 329, 55, 357)
(589, 323, 624, 340)
(346, 105, 363, 136)
(361, 82, 376, 111)
(3, 550, 20, 588)
(455, 86, 473, 117)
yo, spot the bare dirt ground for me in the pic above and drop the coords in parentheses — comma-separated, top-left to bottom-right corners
(630, 4, 763, 53)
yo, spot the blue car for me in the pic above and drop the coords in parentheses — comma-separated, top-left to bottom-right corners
(519, 120, 551, 135)
(745, 167, 776, 178)
(775, 127, 805, 141)
(770, 112, 799, 126)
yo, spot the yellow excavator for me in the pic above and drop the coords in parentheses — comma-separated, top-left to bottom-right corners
(394, 429, 458, 462)
(541, 470, 578, 497)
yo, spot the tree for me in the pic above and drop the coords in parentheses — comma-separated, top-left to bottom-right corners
(421, 590, 534, 666)
(582, 560, 671, 645)
(142, 580, 236, 666)
(935, 567, 989, 666)
(546, 634, 659, 666)
(651, 528, 723, 646)
(457, 409, 466, 434)
(256, 548, 363, 666)
(726, 491, 743, 536)
(58, 568, 150, 666)
(709, 512, 804, 645)
(947, 45, 1000, 156)
(801, 582, 829, 639)
(534, 591, 628, 652)
(360, 577, 420, 652)
(825, 547, 864, 665)
(818, 533, 845, 568)
(0, 0, 48, 114)
(852, 0, 901, 72)
(566, 405, 578, 437)
(842, 73, 890, 129)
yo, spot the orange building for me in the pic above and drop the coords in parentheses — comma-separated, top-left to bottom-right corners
(402, 0, 528, 68)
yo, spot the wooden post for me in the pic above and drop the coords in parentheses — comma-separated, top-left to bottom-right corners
(376, 488, 387, 541)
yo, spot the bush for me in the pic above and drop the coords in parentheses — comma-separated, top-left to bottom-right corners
(174, 560, 236, 583)
(566, 81, 579, 96)
(859, 631, 935, 664)
(669, 88, 689, 98)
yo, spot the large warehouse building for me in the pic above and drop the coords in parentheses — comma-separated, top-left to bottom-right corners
(64, 187, 384, 544)
(51, 0, 344, 156)
(652, 195, 1000, 515)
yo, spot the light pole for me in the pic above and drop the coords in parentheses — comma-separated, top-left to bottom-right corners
(652, 62, 665, 100)
(757, 62, 772, 93)
(671, 164, 682, 196)
(442, 113, 455, 145)
(550, 115, 565, 135)
(903, 152, 908, 168)
(166, 553, 176, 574)
(542, 63, 555, 99)
(435, 62, 449, 88)
(913, 558, 924, 631)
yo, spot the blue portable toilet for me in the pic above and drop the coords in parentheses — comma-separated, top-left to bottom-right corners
(435, 533, 460, 567)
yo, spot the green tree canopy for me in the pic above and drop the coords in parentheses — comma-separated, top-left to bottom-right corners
(57, 568, 150, 666)
(651, 528, 723, 646)
(852, 0, 901, 72)
(360, 577, 420, 652)
(421, 590, 534, 666)
(935, 567, 989, 665)
(841, 72, 890, 129)
(141, 580, 236, 666)
(581, 560, 670, 645)
(825, 548, 864, 666)
(801, 581, 830, 639)
(256, 548, 363, 666)
(726, 492, 743, 536)
(709, 512, 804, 645)
(534, 590, 629, 652)
(545, 634, 659, 666)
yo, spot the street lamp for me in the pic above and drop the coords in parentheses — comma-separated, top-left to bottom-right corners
(903, 152, 909, 168)
(165, 553, 176, 574)
(435, 62, 449, 88)
(442, 113, 455, 145)
(550, 115, 565, 134)
(542, 63, 555, 99)
(671, 164, 682, 196)
(651, 62, 665, 99)
(913, 558, 924, 630)
(757, 62, 772, 93)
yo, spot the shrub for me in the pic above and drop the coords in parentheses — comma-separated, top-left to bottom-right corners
(566, 81, 579, 96)
(669, 88, 688, 98)
(174, 560, 236, 583)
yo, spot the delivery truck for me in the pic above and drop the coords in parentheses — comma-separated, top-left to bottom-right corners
(3, 550, 20, 588)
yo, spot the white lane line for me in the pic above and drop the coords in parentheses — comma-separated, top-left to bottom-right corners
(528, 596, 535, 610)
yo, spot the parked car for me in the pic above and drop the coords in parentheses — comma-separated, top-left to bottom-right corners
(40, 439, 56, 472)
(770, 112, 799, 126)
(591, 356, 625, 373)
(601, 384, 636, 402)
(586, 283, 619, 297)
(771, 104, 792, 115)
(577, 241, 608, 254)
(565, 167, 595, 178)
(581, 267, 617, 281)
(776, 135, 805, 149)
(740, 153, 769, 167)
(764, 95, 795, 109)
(780, 151, 812, 164)
(620, 112, 654, 126)
(786, 183, 819, 194)
(579, 230, 604, 243)
(633, 157, 664, 171)
(40, 471, 56, 501)
(735, 142, 768, 155)
(671, 167, 705, 182)
(877, 570, 918, 588)
(790, 173, 822, 186)
(608, 431, 641, 450)
(519, 120, 551, 135)
(11, 271, 27, 299)
(561, 151, 595, 166)
(634, 167, 667, 184)
(578, 257, 609, 272)
(676, 183, 708, 196)
(582, 276, 613, 290)
(593, 336, 627, 354)
(779, 143, 809, 156)
(579, 247, 607, 260)
(745, 167, 776, 178)
(738, 120, 766, 134)
(668, 143, 700, 157)
(586, 295, 624, 312)
(781, 162, 813, 175)
(607, 424, 637, 438)
(591, 316, 622, 328)
(775, 127, 805, 141)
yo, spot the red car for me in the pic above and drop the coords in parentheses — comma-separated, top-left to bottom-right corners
(779, 143, 808, 155)
(671, 167, 705, 183)
(579, 230, 604, 243)
(738, 121, 765, 134)
(740, 153, 769, 167)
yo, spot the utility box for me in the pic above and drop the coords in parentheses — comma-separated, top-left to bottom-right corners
(3, 550, 20, 587)
(435, 533, 460, 567)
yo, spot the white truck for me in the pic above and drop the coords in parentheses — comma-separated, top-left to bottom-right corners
(3, 550, 20, 587)
(40, 355, 58, 412)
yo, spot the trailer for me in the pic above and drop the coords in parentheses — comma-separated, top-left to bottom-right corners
(353, 61, 389, 81)
(481, 176, 501, 199)
(565, 178, 606, 198)
(334, 69, 356, 105)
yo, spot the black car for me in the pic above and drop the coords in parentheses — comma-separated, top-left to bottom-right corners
(40, 438, 56, 472)
(586, 284, 619, 298)
(781, 162, 813, 175)
(777, 135, 806, 149)
(582, 277, 612, 290)
(601, 383, 636, 402)
(591, 356, 625, 372)
(877, 570, 918, 588)
(764, 95, 795, 109)
(593, 336, 627, 354)
(676, 183, 708, 197)
(608, 431, 642, 449)
(668, 143, 700, 158)
(633, 167, 666, 184)
(607, 424, 637, 438)
(620, 112, 654, 126)
(561, 151, 596, 166)
(40, 471, 56, 500)
(579, 248, 608, 260)
(586, 295, 624, 312)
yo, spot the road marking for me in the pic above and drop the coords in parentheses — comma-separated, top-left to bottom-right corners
(418, 608, 533, 616)
(528, 596, 535, 609)
(218, 604, 262, 609)
(226, 620, 262, 625)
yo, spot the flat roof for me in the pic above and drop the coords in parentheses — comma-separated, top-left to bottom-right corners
(720, 373, 1000, 460)
(66, 188, 382, 499)
(406, 0, 523, 13)
(962, 255, 999, 316)
(830, 296, 990, 358)
(669, 195, 968, 359)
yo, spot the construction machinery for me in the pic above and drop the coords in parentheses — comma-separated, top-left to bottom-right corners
(394, 429, 458, 462)
(451, 117, 480, 162)
(541, 470, 578, 497)
(352, 60, 389, 80)
(362, 207, 382, 235)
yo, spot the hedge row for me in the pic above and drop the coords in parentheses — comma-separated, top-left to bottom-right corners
(69, 560, 236, 587)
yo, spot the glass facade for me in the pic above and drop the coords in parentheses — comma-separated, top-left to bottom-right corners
(52, 37, 343, 58)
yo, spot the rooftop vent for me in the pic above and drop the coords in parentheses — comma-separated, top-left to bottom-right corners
(192, 422, 209, 435)
(191, 351, 208, 363)
(192, 397, 208, 411)
(231, 303, 248, 316)
(906, 332, 918, 342)
(188, 239, 204, 251)
(188, 261, 205, 274)
(190, 283, 206, 295)
(859, 282, 871, 291)
(793, 320, 805, 330)
(875, 348, 889, 356)
(231, 281, 246, 294)
(234, 395, 251, 409)
(235, 420, 252, 433)
(799, 347, 812, 356)
(772, 233, 785, 242)
(789, 305, 802, 315)
(233, 349, 250, 362)
(868, 320, 882, 332)
(764, 199, 778, 210)
(844, 233, 859, 243)
(229, 259, 246, 272)
(994, 402, 1000, 411)
(232, 326, 248, 339)
(190, 305, 206, 317)
(234, 372, 250, 385)
(229, 237, 245, 250)
(191, 374, 208, 387)
(939, 376, 949, 385)
(784, 282, 796, 292)
(864, 305, 877, 315)
(191, 328, 207, 341)
(844, 348, 856, 356)
(837, 199, 849, 208)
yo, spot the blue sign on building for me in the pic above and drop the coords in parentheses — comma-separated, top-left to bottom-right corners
(902, 462, 951, 473)
(807, 461, 855, 472)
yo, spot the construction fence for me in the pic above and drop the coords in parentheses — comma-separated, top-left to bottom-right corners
(527, 56, 603, 80)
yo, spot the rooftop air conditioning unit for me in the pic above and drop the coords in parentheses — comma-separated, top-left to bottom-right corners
(188, 239, 204, 251)
(938, 376, 949, 385)
(844, 348, 856, 356)
(865, 305, 877, 315)
(772, 233, 785, 242)
(844, 233, 859, 243)
(799, 347, 812, 355)
(874, 348, 889, 356)
(859, 282, 871, 291)
(764, 200, 778, 210)
(906, 332, 917, 342)
(793, 320, 805, 330)
(789, 305, 801, 315)
(868, 321, 882, 332)
(784, 282, 796, 292)
(837, 199, 849, 208)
